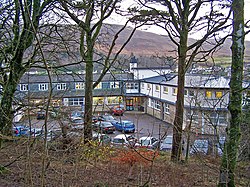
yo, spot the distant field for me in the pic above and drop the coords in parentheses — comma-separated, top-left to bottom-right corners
(208, 55, 250, 67)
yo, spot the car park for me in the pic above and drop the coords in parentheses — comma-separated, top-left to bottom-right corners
(92, 121, 116, 134)
(135, 136, 159, 149)
(111, 134, 137, 147)
(113, 120, 135, 133)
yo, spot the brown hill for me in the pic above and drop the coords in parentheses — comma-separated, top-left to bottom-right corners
(114, 25, 250, 60)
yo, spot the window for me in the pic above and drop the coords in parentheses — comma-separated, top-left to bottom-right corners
(205, 91, 212, 98)
(102, 82, 110, 89)
(110, 82, 120, 88)
(39, 83, 48, 91)
(148, 98, 151, 107)
(163, 86, 168, 94)
(57, 83, 66, 90)
(68, 97, 84, 106)
(149, 99, 161, 110)
(209, 112, 227, 126)
(147, 83, 151, 90)
(75, 82, 84, 90)
(189, 90, 195, 96)
(154, 100, 160, 110)
(187, 110, 199, 123)
(184, 89, 188, 96)
(216, 91, 223, 98)
(164, 103, 170, 114)
(172, 88, 177, 95)
(155, 85, 160, 92)
(141, 83, 145, 89)
(151, 99, 154, 107)
(126, 83, 139, 89)
(20, 84, 28, 91)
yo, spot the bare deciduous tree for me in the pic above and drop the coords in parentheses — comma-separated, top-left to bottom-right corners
(59, 0, 143, 142)
(0, 0, 53, 138)
(137, 0, 231, 162)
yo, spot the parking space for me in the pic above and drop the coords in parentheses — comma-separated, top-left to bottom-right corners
(117, 112, 172, 139)
(21, 112, 172, 141)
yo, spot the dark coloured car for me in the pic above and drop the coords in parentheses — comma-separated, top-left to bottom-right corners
(113, 120, 135, 133)
(92, 121, 116, 134)
(97, 114, 118, 125)
(92, 116, 98, 123)
(37, 110, 45, 120)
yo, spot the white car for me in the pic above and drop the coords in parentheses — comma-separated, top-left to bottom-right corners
(160, 135, 173, 151)
(135, 136, 158, 149)
(111, 134, 136, 147)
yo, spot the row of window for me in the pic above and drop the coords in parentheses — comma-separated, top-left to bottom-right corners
(19, 82, 120, 91)
(63, 96, 122, 106)
(126, 83, 139, 89)
(142, 83, 224, 99)
(148, 98, 227, 126)
(148, 98, 170, 114)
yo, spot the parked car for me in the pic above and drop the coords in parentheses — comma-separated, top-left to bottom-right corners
(70, 110, 84, 121)
(35, 129, 62, 141)
(30, 128, 44, 137)
(110, 105, 125, 116)
(97, 114, 118, 125)
(37, 110, 45, 120)
(92, 116, 98, 123)
(113, 120, 135, 133)
(92, 121, 116, 134)
(190, 139, 209, 155)
(135, 136, 159, 149)
(216, 136, 226, 156)
(159, 135, 173, 151)
(12, 125, 30, 137)
(70, 117, 84, 130)
(111, 134, 137, 147)
(92, 133, 112, 144)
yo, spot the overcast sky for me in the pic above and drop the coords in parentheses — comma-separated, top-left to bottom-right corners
(109, 0, 250, 41)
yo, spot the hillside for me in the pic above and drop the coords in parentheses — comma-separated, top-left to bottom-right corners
(112, 25, 250, 60)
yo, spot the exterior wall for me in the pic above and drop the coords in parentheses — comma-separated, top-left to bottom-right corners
(134, 69, 172, 80)
(15, 72, 235, 136)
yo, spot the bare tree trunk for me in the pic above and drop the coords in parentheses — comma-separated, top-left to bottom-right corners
(84, 48, 94, 143)
(171, 19, 188, 163)
(218, 0, 245, 186)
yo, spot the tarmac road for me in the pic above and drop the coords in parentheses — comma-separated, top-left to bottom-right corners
(22, 111, 173, 140)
